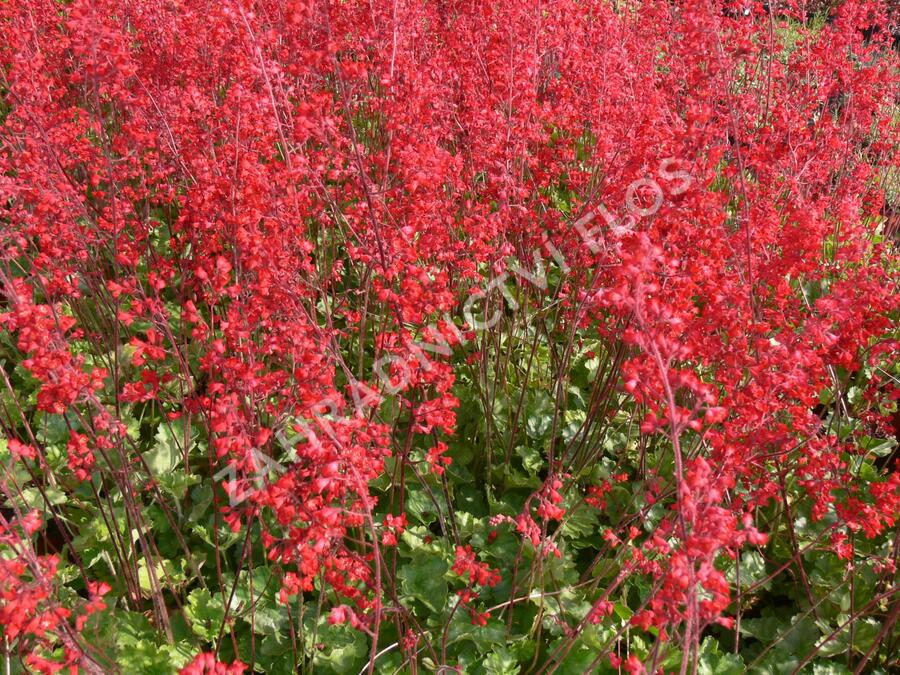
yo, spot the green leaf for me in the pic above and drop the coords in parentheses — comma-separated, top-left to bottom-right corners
(613, 602, 632, 621)
(727, 551, 767, 590)
(91, 611, 177, 674)
(137, 557, 184, 596)
(559, 501, 598, 543)
(556, 644, 598, 675)
(697, 637, 744, 675)
(398, 552, 448, 612)
(810, 663, 851, 675)
(515, 444, 544, 476)
(228, 568, 287, 636)
(313, 622, 367, 674)
(860, 436, 897, 457)
(484, 646, 522, 675)
(525, 392, 553, 440)
(20, 486, 67, 509)
(446, 614, 508, 652)
(184, 587, 225, 640)
(146, 422, 183, 476)
(144, 420, 201, 499)
(739, 615, 782, 643)
(776, 615, 821, 655)
(35, 412, 72, 447)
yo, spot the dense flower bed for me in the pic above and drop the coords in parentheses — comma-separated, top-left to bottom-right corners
(0, 0, 898, 672)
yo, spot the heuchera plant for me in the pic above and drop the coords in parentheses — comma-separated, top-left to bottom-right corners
(0, 0, 898, 672)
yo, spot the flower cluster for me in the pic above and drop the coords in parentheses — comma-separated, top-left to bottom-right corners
(0, 0, 897, 671)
